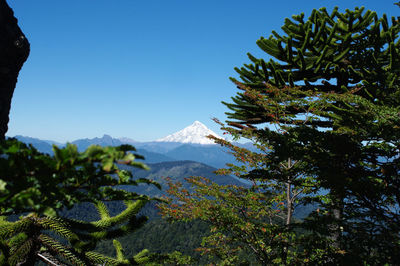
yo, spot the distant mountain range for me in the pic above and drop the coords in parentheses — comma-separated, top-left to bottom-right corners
(11, 121, 250, 169)
(12, 135, 57, 154)
(11, 122, 313, 260)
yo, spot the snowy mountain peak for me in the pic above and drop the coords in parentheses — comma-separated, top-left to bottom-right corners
(156, 121, 221, 145)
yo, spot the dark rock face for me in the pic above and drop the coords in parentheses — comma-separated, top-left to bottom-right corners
(0, 0, 30, 139)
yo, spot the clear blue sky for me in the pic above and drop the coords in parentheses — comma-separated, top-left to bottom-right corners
(6, 0, 399, 142)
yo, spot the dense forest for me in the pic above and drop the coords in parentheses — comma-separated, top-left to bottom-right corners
(1, 1, 400, 265)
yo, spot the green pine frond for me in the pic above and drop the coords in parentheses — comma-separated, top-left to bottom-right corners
(8, 238, 33, 265)
(113, 240, 125, 261)
(38, 216, 79, 243)
(133, 249, 151, 264)
(38, 234, 87, 265)
(94, 201, 110, 220)
(88, 215, 148, 241)
(0, 216, 11, 227)
(0, 217, 33, 239)
(85, 250, 130, 265)
(7, 232, 27, 254)
(90, 199, 146, 230)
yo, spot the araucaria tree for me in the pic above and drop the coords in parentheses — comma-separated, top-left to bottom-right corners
(162, 6, 400, 265)
(0, 2, 170, 265)
(0, 140, 162, 265)
(226, 6, 400, 264)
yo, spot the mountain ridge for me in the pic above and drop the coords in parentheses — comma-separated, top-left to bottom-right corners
(11, 133, 251, 169)
(9, 121, 254, 169)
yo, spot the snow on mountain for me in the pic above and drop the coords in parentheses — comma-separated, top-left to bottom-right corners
(156, 121, 222, 145)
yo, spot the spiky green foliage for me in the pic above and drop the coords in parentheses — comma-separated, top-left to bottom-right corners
(160, 175, 299, 265)
(228, 6, 400, 118)
(220, 6, 400, 264)
(0, 139, 162, 265)
(160, 119, 319, 265)
(0, 204, 149, 265)
(0, 139, 161, 216)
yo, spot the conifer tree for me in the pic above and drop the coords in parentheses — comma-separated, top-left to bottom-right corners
(0, 2, 186, 264)
(221, 6, 400, 264)
(161, 117, 319, 264)
(161, 6, 400, 265)
(0, 139, 162, 265)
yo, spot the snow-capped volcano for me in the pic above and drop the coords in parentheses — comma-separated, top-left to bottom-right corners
(156, 121, 221, 145)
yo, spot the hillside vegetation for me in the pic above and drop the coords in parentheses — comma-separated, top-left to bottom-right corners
(1, 3, 400, 265)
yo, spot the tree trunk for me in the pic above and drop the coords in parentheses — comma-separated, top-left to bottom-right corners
(282, 158, 294, 265)
(0, 0, 30, 139)
(330, 190, 343, 250)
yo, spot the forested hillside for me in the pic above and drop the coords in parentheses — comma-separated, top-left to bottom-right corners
(2, 1, 400, 265)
